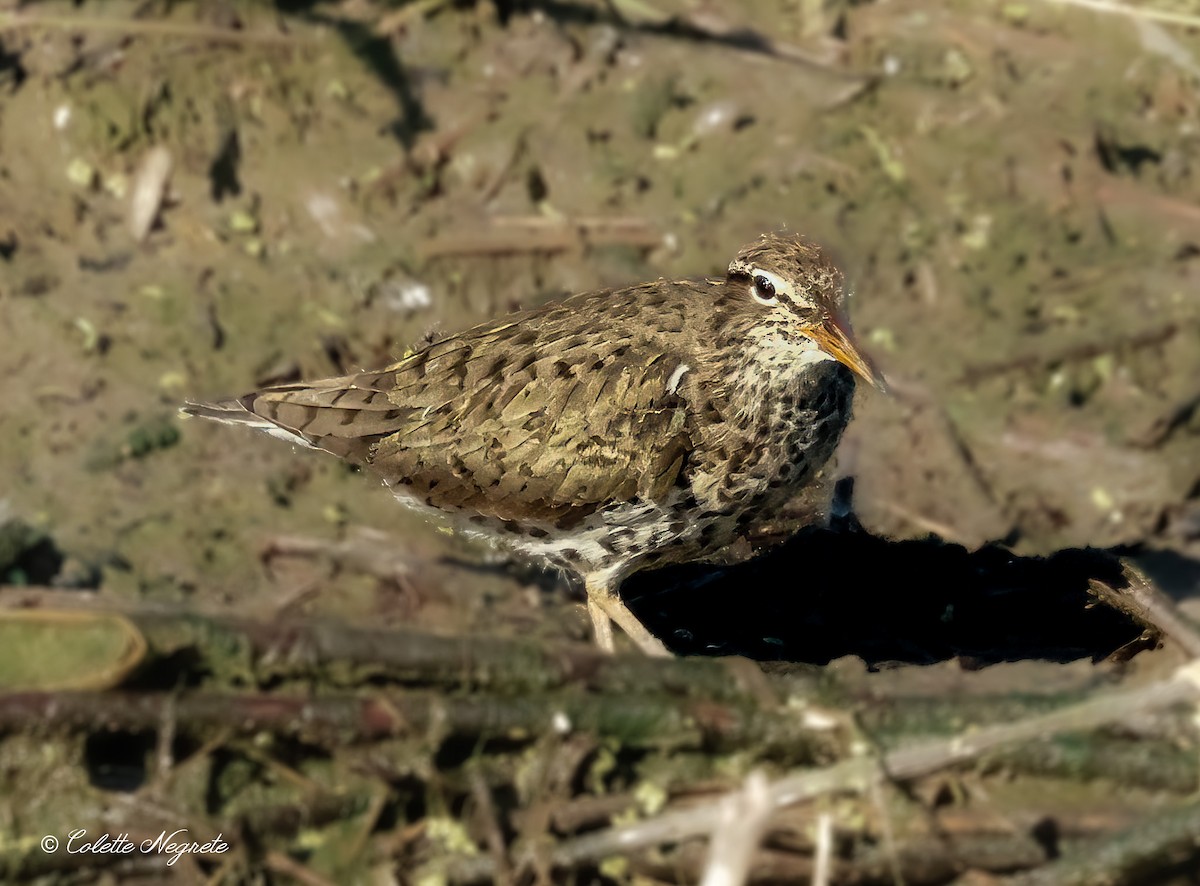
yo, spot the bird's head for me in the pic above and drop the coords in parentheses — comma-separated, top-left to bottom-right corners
(727, 233, 887, 391)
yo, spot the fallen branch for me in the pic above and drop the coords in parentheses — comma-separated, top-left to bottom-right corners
(0, 587, 817, 702)
(0, 686, 846, 762)
(439, 659, 1200, 881)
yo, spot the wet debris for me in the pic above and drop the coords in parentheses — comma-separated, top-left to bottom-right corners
(305, 190, 376, 245)
(127, 144, 173, 242)
(373, 277, 433, 314)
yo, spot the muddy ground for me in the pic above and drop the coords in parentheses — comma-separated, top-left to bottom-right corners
(0, 0, 1199, 879)
(2, 0, 1197, 650)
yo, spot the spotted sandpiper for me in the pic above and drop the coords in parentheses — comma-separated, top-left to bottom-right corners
(184, 233, 884, 656)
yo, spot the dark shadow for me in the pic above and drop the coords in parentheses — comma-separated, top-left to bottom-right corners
(494, 0, 874, 77)
(623, 527, 1143, 665)
(85, 730, 152, 792)
(0, 43, 27, 93)
(268, 0, 861, 152)
(0, 230, 18, 261)
(1094, 129, 1163, 176)
(1133, 548, 1200, 603)
(276, 3, 435, 148)
(209, 128, 242, 201)
(0, 521, 65, 586)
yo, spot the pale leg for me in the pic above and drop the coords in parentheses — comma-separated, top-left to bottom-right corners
(585, 575, 671, 657)
(587, 598, 615, 653)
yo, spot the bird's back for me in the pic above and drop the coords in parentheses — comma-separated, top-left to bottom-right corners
(185, 280, 719, 530)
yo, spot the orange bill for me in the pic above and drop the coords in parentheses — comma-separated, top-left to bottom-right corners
(807, 311, 888, 392)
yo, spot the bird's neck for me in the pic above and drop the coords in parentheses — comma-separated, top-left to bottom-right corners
(721, 327, 840, 423)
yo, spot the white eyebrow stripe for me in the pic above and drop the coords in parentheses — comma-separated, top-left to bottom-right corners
(666, 363, 690, 394)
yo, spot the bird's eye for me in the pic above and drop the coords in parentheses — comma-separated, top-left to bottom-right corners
(752, 274, 778, 304)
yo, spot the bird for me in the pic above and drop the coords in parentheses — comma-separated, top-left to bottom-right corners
(183, 233, 885, 657)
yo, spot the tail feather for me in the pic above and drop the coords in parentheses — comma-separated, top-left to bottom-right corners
(182, 368, 406, 462)
(181, 396, 321, 450)
(181, 395, 264, 425)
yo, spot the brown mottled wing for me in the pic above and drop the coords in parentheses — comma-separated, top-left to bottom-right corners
(195, 286, 695, 527)
(371, 290, 694, 526)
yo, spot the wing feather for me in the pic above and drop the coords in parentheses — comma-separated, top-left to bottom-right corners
(186, 285, 699, 525)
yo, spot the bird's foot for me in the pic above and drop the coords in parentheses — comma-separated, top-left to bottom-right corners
(585, 578, 671, 657)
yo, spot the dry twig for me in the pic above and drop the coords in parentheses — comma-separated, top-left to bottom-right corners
(1041, 0, 1200, 29)
(700, 771, 773, 886)
(1088, 561, 1200, 658)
